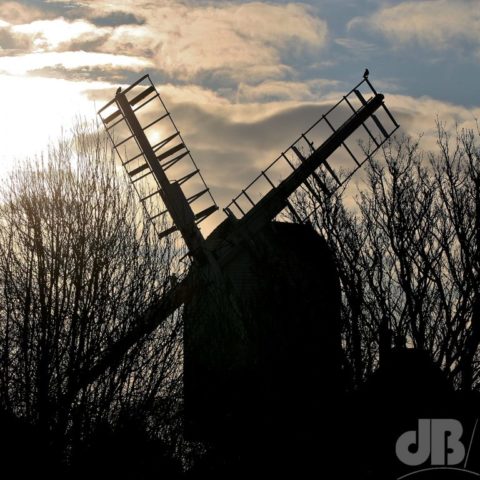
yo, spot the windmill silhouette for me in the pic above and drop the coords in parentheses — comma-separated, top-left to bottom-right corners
(94, 73, 399, 442)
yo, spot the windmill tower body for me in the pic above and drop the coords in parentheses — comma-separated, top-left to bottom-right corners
(97, 74, 399, 441)
(184, 220, 343, 439)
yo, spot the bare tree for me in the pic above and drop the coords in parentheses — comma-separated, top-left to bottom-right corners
(0, 121, 183, 465)
(291, 122, 480, 390)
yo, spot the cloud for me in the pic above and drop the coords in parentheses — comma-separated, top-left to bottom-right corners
(147, 88, 480, 219)
(148, 83, 232, 106)
(1, 0, 478, 233)
(0, 15, 152, 79)
(89, 10, 145, 27)
(150, 2, 328, 81)
(335, 37, 378, 54)
(12, 18, 103, 51)
(0, 2, 49, 25)
(27, 65, 145, 83)
(386, 93, 480, 152)
(0, 51, 151, 75)
(0, 25, 33, 53)
(349, 0, 480, 51)
(1, 62, 479, 236)
(88, 24, 158, 58)
(44, 1, 329, 82)
(0, 17, 113, 58)
(236, 78, 340, 102)
(157, 100, 337, 221)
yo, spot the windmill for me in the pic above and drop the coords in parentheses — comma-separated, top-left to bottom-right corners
(94, 74, 399, 440)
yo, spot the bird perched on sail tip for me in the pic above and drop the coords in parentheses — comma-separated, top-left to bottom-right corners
(116, 86, 122, 95)
(363, 68, 369, 79)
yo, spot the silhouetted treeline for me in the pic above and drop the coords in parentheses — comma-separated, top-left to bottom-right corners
(1, 118, 480, 477)
(0, 122, 186, 476)
(292, 121, 480, 391)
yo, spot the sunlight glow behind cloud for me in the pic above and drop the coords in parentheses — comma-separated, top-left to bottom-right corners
(0, 74, 110, 170)
(0, 51, 151, 75)
(0, 0, 478, 210)
(13, 18, 96, 50)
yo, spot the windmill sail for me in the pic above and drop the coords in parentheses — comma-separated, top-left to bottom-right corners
(97, 75, 218, 259)
(224, 77, 399, 229)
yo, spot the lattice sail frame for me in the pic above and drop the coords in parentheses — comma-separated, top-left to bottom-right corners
(97, 75, 218, 250)
(98, 74, 399, 259)
(225, 77, 399, 223)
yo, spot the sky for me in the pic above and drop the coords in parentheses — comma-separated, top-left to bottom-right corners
(0, 0, 479, 229)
